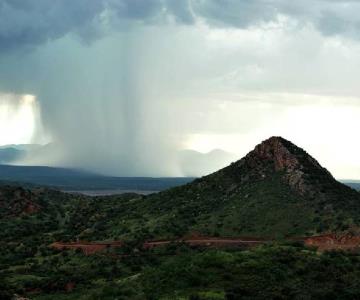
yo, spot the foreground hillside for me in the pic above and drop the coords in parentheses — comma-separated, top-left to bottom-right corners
(140, 136, 360, 239)
(2, 136, 360, 299)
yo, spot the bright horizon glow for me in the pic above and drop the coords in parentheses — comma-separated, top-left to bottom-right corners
(184, 93, 360, 180)
(0, 94, 38, 146)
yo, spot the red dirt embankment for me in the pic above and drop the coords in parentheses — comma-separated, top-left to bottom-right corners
(303, 233, 360, 251)
(51, 237, 264, 255)
(143, 237, 264, 249)
(51, 241, 123, 255)
(51, 233, 360, 255)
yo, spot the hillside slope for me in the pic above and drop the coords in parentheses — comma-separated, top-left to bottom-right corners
(139, 137, 360, 238)
(1, 137, 359, 242)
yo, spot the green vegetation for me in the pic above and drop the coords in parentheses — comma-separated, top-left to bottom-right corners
(2, 137, 360, 298)
(1, 177, 360, 299)
(3, 242, 360, 299)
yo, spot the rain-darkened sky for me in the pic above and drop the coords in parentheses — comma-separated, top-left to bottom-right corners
(0, 0, 359, 178)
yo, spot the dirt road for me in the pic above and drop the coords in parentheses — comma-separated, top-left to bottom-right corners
(51, 233, 360, 255)
(51, 237, 265, 255)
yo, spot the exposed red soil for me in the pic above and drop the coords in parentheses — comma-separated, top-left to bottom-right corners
(51, 237, 265, 255)
(24, 202, 40, 214)
(0, 187, 41, 217)
(51, 233, 360, 255)
(51, 241, 123, 255)
(143, 237, 264, 249)
(25, 288, 42, 294)
(303, 233, 360, 251)
(65, 282, 76, 292)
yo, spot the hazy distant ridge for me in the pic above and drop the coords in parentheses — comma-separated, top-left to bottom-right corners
(0, 164, 193, 191)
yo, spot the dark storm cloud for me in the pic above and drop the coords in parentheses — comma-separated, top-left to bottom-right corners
(0, 0, 106, 52)
(2, 0, 360, 54)
(0, 0, 192, 52)
(108, 0, 162, 20)
(191, 0, 360, 39)
(278, 0, 360, 38)
(165, 0, 195, 24)
(192, 0, 278, 28)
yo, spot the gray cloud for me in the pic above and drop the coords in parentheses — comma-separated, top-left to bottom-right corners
(1, 1, 360, 177)
(192, 0, 278, 28)
(0, 0, 106, 52)
(165, 0, 195, 24)
(2, 0, 360, 54)
(108, 0, 162, 20)
(190, 0, 360, 40)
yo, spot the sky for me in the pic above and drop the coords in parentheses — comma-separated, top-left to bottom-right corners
(0, 0, 359, 179)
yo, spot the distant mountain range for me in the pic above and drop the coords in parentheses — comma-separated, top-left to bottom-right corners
(342, 180, 360, 191)
(178, 149, 238, 176)
(0, 164, 193, 192)
(0, 143, 237, 177)
(0, 144, 43, 164)
(0, 144, 237, 191)
(0, 147, 25, 164)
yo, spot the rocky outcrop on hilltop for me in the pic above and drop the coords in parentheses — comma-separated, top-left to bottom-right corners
(229, 136, 336, 195)
(217, 136, 357, 202)
(249, 137, 325, 172)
